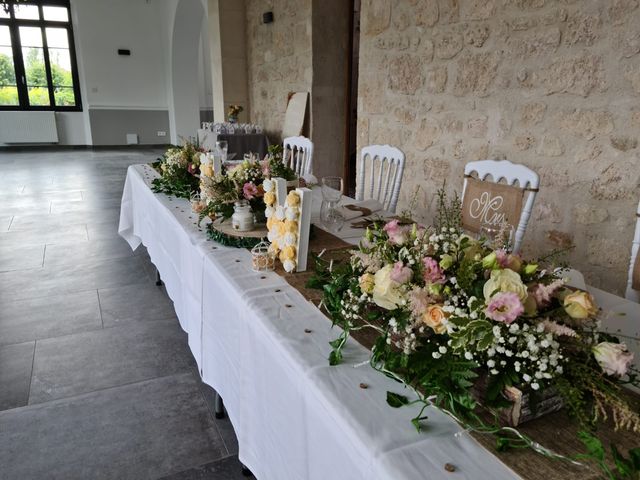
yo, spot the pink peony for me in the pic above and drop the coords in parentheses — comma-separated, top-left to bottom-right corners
(383, 220, 408, 245)
(243, 182, 259, 200)
(484, 292, 524, 324)
(422, 257, 446, 285)
(390, 261, 412, 284)
(593, 342, 634, 377)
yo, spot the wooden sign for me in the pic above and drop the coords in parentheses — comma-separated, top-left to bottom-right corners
(461, 177, 524, 233)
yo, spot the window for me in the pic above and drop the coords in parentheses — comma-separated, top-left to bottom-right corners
(0, 1, 81, 110)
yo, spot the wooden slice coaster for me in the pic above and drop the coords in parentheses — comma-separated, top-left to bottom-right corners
(211, 218, 268, 239)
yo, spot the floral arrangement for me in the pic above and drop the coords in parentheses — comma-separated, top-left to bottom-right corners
(227, 104, 243, 121)
(315, 190, 639, 475)
(264, 180, 302, 273)
(198, 149, 298, 223)
(151, 138, 204, 199)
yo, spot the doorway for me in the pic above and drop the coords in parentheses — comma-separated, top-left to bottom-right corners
(344, 0, 361, 196)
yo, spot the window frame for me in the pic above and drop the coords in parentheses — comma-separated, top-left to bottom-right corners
(0, 0, 82, 111)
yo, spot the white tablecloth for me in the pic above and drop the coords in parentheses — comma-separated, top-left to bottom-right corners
(118, 163, 636, 480)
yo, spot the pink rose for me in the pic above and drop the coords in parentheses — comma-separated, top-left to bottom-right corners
(484, 292, 524, 324)
(383, 220, 408, 245)
(390, 261, 412, 284)
(243, 182, 259, 200)
(593, 342, 634, 377)
(422, 256, 445, 285)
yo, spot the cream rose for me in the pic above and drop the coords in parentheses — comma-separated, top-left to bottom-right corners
(359, 273, 375, 294)
(286, 191, 300, 207)
(483, 268, 528, 302)
(563, 290, 598, 319)
(264, 191, 276, 206)
(423, 305, 448, 334)
(372, 265, 405, 310)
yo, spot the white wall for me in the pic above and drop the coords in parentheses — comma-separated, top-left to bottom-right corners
(73, 0, 169, 110)
(2, 0, 211, 146)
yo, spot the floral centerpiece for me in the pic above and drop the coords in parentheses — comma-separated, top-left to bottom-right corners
(151, 138, 204, 199)
(315, 190, 639, 474)
(199, 145, 298, 223)
(227, 104, 243, 123)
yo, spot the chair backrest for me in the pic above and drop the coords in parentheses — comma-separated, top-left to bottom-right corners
(356, 144, 406, 214)
(283, 136, 313, 177)
(462, 160, 540, 253)
(626, 200, 640, 302)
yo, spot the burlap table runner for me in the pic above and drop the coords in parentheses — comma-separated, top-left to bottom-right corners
(462, 177, 524, 233)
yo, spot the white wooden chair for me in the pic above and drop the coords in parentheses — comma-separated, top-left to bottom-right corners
(626, 200, 640, 302)
(283, 136, 313, 177)
(462, 160, 540, 253)
(356, 144, 406, 214)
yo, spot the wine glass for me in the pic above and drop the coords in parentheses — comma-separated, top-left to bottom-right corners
(215, 140, 228, 162)
(320, 176, 345, 233)
(480, 221, 515, 250)
(321, 176, 343, 203)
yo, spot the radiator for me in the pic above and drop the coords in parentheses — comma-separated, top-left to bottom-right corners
(0, 111, 59, 143)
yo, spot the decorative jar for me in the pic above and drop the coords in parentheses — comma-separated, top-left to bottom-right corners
(232, 200, 254, 231)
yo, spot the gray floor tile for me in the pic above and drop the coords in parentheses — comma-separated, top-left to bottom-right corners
(0, 342, 35, 411)
(98, 283, 176, 327)
(158, 456, 251, 480)
(0, 373, 227, 480)
(0, 290, 102, 347)
(1, 216, 11, 231)
(0, 244, 44, 272)
(0, 255, 152, 303)
(8, 207, 120, 232)
(198, 381, 239, 457)
(29, 319, 195, 403)
(44, 237, 134, 267)
(0, 223, 88, 248)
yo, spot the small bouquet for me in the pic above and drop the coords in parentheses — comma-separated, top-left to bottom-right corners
(152, 137, 204, 198)
(227, 104, 243, 122)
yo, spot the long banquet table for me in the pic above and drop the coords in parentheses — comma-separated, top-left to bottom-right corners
(118, 164, 639, 480)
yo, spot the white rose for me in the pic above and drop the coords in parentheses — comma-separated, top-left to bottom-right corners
(275, 206, 286, 221)
(372, 264, 405, 310)
(283, 232, 297, 246)
(283, 259, 296, 273)
(285, 207, 298, 221)
(263, 179, 274, 192)
(265, 206, 275, 218)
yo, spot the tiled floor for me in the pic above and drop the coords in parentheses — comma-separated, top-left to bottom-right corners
(0, 149, 246, 480)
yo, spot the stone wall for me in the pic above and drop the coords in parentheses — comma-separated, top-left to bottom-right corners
(246, 0, 312, 139)
(357, 0, 640, 294)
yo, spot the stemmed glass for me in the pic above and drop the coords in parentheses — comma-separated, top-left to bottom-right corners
(479, 221, 515, 251)
(215, 140, 228, 163)
(320, 176, 345, 233)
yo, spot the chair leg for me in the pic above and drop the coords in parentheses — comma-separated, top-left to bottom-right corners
(155, 268, 163, 286)
(241, 464, 253, 477)
(214, 392, 225, 419)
